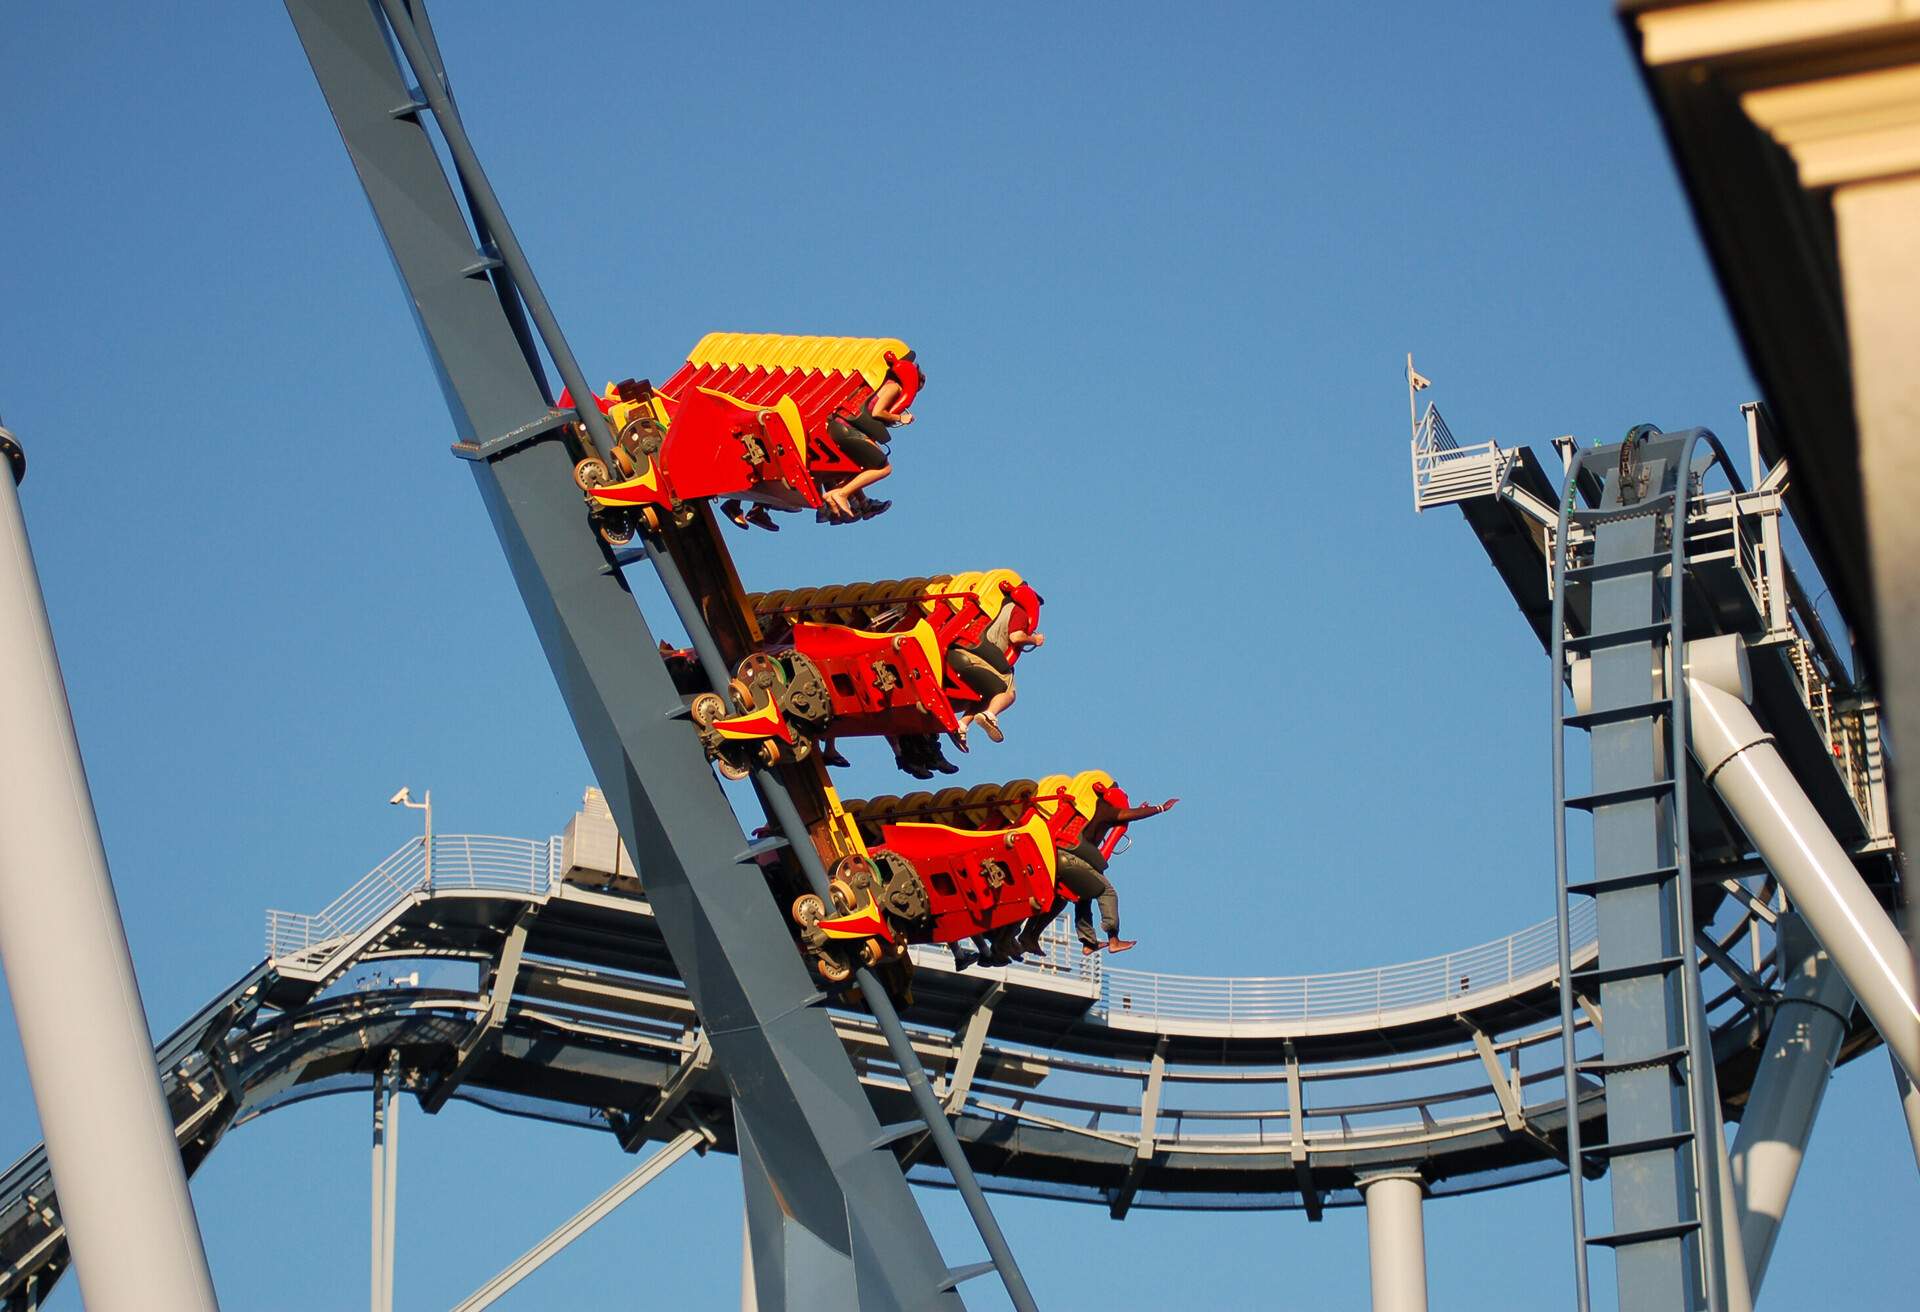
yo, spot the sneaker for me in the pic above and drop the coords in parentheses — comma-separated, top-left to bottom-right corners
(947, 726, 970, 754)
(745, 506, 780, 532)
(1016, 931, 1045, 956)
(974, 711, 1004, 743)
(930, 753, 960, 776)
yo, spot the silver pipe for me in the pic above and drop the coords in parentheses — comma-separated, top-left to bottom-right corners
(0, 434, 220, 1310)
(1729, 915, 1853, 1293)
(1687, 676, 1920, 1082)
(1892, 1053, 1920, 1175)
(1360, 1172, 1429, 1312)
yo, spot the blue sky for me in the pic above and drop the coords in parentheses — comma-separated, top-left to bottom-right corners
(1, 1, 1913, 1307)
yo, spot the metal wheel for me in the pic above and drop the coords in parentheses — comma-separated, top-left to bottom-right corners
(573, 457, 610, 491)
(599, 514, 635, 548)
(815, 951, 853, 984)
(791, 893, 826, 929)
(690, 692, 727, 729)
(860, 940, 886, 968)
(727, 678, 755, 714)
(739, 652, 782, 692)
(828, 877, 858, 915)
(716, 757, 751, 782)
(639, 506, 662, 534)
(780, 652, 831, 724)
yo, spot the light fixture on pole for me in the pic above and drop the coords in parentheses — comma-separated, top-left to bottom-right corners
(389, 786, 432, 890)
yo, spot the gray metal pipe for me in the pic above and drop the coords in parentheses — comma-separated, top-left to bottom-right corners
(1687, 676, 1920, 1083)
(1360, 1172, 1428, 1312)
(0, 435, 220, 1310)
(1729, 914, 1853, 1293)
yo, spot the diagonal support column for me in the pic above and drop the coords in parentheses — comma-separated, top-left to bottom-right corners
(282, 4, 964, 1307)
(0, 430, 220, 1312)
(451, 1127, 708, 1312)
(1728, 913, 1853, 1295)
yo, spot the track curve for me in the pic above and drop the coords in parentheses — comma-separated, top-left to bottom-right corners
(0, 821, 1870, 1304)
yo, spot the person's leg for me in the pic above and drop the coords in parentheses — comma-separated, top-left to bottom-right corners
(823, 465, 890, 517)
(1099, 873, 1136, 953)
(969, 686, 1015, 742)
(1055, 851, 1107, 951)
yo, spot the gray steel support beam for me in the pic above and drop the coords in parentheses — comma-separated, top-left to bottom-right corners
(0, 433, 220, 1312)
(282, 7, 967, 1308)
(1728, 915, 1853, 1295)
(450, 1127, 707, 1312)
(1359, 1171, 1428, 1312)
(1110, 1037, 1167, 1220)
(617, 1029, 712, 1151)
(1585, 500, 1703, 1312)
(421, 914, 529, 1114)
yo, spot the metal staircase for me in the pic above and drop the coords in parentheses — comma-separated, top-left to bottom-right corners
(1550, 427, 1731, 1312)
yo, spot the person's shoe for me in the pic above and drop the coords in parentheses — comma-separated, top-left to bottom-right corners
(951, 945, 977, 971)
(1016, 930, 1045, 956)
(821, 745, 852, 769)
(974, 711, 1004, 743)
(745, 506, 780, 532)
(858, 498, 892, 520)
(947, 726, 970, 754)
(721, 499, 751, 530)
(929, 752, 960, 775)
(897, 760, 934, 780)
(1105, 938, 1138, 955)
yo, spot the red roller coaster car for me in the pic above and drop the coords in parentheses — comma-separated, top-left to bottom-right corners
(789, 771, 1129, 983)
(564, 332, 921, 541)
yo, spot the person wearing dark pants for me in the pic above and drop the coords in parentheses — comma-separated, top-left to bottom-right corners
(1021, 791, 1178, 956)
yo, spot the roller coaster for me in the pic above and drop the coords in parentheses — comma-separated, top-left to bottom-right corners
(0, 4, 1912, 1311)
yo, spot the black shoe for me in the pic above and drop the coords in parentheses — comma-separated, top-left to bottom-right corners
(821, 746, 852, 769)
(930, 753, 960, 775)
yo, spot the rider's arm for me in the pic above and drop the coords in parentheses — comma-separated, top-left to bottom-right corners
(869, 380, 910, 423)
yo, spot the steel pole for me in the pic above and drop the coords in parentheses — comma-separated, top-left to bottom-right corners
(1728, 914, 1852, 1295)
(0, 430, 220, 1311)
(1359, 1171, 1429, 1312)
(1688, 678, 1920, 1081)
(1892, 1054, 1920, 1174)
(370, 1074, 386, 1312)
(382, 1058, 400, 1309)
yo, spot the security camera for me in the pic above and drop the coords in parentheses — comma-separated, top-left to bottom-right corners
(389, 787, 411, 806)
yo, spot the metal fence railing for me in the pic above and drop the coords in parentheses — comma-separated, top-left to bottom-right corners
(270, 833, 1596, 1025)
(1095, 899, 1595, 1025)
(266, 835, 560, 959)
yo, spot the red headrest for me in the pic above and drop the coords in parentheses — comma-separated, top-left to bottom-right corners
(556, 386, 615, 416)
(884, 351, 922, 410)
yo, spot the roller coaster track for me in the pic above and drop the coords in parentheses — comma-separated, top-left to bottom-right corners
(0, 815, 1872, 1307)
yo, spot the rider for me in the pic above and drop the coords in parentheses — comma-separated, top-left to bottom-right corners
(952, 580, 1043, 748)
(821, 351, 922, 520)
(1020, 786, 1178, 956)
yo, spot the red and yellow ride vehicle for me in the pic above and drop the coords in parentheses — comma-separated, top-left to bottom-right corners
(791, 771, 1126, 982)
(564, 332, 921, 542)
(681, 570, 1045, 779)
